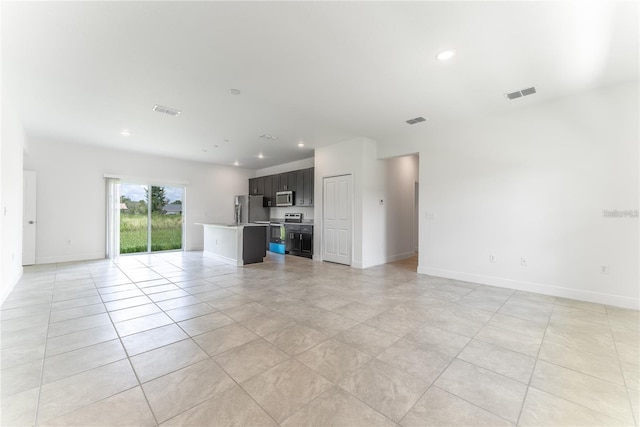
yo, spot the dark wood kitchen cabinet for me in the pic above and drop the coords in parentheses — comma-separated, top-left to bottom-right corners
(263, 175, 274, 207)
(295, 168, 314, 206)
(278, 171, 297, 192)
(248, 167, 314, 207)
(248, 177, 264, 196)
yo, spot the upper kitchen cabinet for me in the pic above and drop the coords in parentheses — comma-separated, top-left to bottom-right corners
(295, 168, 314, 206)
(263, 175, 274, 207)
(250, 167, 314, 207)
(278, 171, 297, 192)
(248, 177, 265, 196)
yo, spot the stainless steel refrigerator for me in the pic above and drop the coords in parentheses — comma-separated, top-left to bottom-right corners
(234, 195, 270, 224)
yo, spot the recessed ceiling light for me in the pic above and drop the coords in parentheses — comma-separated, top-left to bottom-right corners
(260, 134, 278, 140)
(436, 49, 456, 61)
(298, 143, 304, 147)
(233, 161, 239, 166)
(258, 153, 264, 159)
(120, 130, 131, 136)
(229, 89, 241, 95)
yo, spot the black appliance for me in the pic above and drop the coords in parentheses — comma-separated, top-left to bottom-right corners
(284, 213, 313, 258)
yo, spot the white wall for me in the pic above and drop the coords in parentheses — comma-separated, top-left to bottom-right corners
(255, 157, 314, 177)
(23, 138, 253, 264)
(383, 155, 419, 262)
(378, 81, 639, 309)
(314, 137, 389, 269)
(360, 138, 387, 268)
(269, 206, 314, 220)
(1, 98, 26, 303)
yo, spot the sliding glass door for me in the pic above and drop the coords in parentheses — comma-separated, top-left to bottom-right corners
(120, 183, 184, 254)
(150, 186, 184, 251)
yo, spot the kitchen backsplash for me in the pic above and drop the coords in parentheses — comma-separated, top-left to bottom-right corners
(270, 206, 314, 220)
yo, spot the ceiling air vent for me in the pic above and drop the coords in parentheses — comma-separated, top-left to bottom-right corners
(152, 104, 181, 116)
(506, 91, 523, 100)
(505, 86, 537, 100)
(406, 116, 426, 125)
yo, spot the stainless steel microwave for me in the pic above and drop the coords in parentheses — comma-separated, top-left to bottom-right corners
(275, 191, 294, 207)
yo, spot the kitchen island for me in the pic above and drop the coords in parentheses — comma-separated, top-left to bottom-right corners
(197, 223, 268, 266)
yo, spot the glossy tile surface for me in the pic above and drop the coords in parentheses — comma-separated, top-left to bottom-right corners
(1, 252, 637, 426)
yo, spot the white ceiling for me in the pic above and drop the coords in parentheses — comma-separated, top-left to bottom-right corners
(3, 1, 638, 169)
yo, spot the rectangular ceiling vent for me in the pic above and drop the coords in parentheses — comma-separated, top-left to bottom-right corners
(152, 104, 181, 116)
(406, 116, 426, 125)
(506, 86, 536, 100)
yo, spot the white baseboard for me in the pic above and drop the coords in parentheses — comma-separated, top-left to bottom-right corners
(203, 251, 243, 267)
(386, 251, 416, 263)
(417, 266, 639, 310)
(36, 252, 106, 265)
(0, 268, 23, 306)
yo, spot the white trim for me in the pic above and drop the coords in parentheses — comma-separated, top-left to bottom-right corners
(203, 251, 243, 267)
(417, 266, 640, 310)
(104, 174, 189, 186)
(386, 251, 416, 263)
(36, 253, 105, 265)
(0, 269, 23, 306)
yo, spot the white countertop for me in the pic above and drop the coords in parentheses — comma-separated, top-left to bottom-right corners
(196, 223, 269, 228)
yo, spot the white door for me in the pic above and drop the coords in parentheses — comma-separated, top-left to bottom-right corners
(323, 174, 352, 265)
(23, 170, 37, 265)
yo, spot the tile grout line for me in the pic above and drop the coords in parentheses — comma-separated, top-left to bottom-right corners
(604, 304, 638, 426)
(513, 293, 555, 426)
(397, 287, 518, 425)
(512, 299, 635, 426)
(141, 256, 283, 426)
(32, 261, 64, 426)
(6, 254, 637, 426)
(104, 259, 162, 427)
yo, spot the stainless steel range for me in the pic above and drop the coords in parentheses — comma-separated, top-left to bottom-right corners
(284, 212, 303, 223)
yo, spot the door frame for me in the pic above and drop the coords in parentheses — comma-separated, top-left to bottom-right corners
(321, 174, 353, 266)
(118, 182, 186, 254)
(23, 170, 37, 265)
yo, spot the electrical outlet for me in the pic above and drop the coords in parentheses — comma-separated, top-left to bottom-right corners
(489, 254, 496, 262)
(425, 212, 435, 220)
(520, 257, 528, 266)
(600, 265, 609, 274)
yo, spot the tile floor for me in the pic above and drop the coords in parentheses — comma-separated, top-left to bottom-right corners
(1, 252, 638, 426)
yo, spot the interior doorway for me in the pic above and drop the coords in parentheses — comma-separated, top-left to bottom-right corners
(119, 183, 184, 254)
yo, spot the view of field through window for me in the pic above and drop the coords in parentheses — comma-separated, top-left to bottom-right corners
(120, 183, 184, 254)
